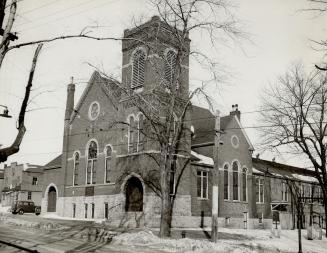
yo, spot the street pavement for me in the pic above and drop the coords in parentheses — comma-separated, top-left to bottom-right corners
(0, 214, 169, 253)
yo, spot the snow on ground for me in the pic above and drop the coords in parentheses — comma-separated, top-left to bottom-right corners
(42, 213, 105, 223)
(0, 205, 11, 213)
(112, 228, 327, 253)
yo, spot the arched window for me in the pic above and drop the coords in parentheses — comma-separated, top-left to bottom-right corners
(164, 49, 177, 85)
(105, 146, 112, 183)
(128, 115, 137, 153)
(87, 141, 97, 184)
(73, 152, 79, 186)
(137, 114, 145, 152)
(131, 49, 146, 88)
(242, 168, 247, 202)
(224, 164, 229, 200)
(232, 161, 239, 201)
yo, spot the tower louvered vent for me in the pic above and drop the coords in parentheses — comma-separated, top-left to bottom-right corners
(164, 50, 177, 84)
(132, 50, 146, 88)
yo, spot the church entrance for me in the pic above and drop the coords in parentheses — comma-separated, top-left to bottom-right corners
(125, 177, 143, 212)
(47, 186, 57, 212)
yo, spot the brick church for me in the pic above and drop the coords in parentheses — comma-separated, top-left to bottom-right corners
(40, 16, 325, 229)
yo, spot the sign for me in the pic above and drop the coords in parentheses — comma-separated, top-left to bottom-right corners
(85, 186, 94, 196)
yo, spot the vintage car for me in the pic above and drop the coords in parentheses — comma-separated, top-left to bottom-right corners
(11, 200, 41, 215)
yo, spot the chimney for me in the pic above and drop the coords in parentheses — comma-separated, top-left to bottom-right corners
(230, 104, 241, 120)
(65, 77, 75, 121)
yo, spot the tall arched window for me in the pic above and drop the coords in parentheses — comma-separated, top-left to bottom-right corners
(164, 49, 177, 85)
(105, 146, 112, 183)
(224, 164, 229, 200)
(131, 49, 146, 88)
(128, 115, 137, 153)
(242, 168, 247, 202)
(232, 161, 239, 201)
(137, 114, 145, 152)
(87, 141, 97, 184)
(73, 152, 79, 186)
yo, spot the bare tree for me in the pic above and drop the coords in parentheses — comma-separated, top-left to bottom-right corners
(0, 0, 125, 163)
(259, 64, 327, 237)
(93, 0, 246, 238)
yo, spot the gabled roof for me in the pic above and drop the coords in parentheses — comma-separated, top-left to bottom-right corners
(252, 158, 317, 183)
(190, 105, 254, 151)
(70, 71, 122, 123)
(44, 154, 62, 169)
(190, 105, 215, 145)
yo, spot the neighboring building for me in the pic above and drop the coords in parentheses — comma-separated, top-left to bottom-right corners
(2, 162, 43, 206)
(252, 158, 325, 229)
(40, 16, 325, 229)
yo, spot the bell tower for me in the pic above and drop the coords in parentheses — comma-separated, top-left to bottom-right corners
(121, 16, 190, 97)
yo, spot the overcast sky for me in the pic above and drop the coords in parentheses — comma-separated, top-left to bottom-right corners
(0, 0, 326, 168)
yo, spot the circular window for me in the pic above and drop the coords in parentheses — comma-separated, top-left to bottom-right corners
(231, 135, 239, 148)
(88, 101, 100, 120)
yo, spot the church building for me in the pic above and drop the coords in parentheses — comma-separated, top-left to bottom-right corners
(40, 16, 325, 230)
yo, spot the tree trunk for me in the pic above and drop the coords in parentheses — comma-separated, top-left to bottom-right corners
(324, 199, 327, 238)
(159, 150, 172, 238)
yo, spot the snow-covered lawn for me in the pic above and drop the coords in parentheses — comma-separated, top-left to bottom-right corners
(112, 228, 327, 253)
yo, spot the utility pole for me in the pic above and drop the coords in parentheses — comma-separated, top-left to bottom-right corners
(211, 110, 220, 242)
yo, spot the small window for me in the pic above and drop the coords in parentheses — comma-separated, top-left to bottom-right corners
(169, 159, 176, 195)
(232, 161, 239, 201)
(105, 146, 112, 183)
(91, 203, 95, 219)
(85, 203, 88, 219)
(242, 168, 247, 202)
(282, 182, 288, 202)
(104, 203, 109, 219)
(137, 114, 145, 152)
(256, 177, 264, 203)
(87, 141, 97, 185)
(128, 116, 137, 153)
(72, 203, 76, 218)
(131, 49, 146, 89)
(73, 152, 80, 186)
(224, 164, 229, 200)
(32, 177, 38, 185)
(197, 170, 208, 199)
(27, 191, 32, 200)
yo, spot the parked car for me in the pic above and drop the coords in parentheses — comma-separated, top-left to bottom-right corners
(11, 200, 41, 215)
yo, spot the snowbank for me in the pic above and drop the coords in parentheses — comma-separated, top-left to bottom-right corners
(0, 205, 11, 213)
(112, 229, 327, 253)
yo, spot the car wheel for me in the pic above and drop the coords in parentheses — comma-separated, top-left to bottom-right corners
(18, 210, 24, 215)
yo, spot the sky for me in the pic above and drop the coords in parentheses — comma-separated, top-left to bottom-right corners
(0, 0, 326, 168)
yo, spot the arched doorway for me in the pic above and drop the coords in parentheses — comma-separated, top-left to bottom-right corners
(47, 186, 57, 212)
(125, 177, 143, 212)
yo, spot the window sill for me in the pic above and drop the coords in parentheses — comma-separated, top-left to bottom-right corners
(66, 182, 115, 188)
(256, 202, 265, 204)
(197, 197, 209, 200)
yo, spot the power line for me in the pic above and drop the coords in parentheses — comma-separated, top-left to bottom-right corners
(16, 0, 118, 33)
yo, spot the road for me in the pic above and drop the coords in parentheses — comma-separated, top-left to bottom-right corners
(0, 214, 168, 253)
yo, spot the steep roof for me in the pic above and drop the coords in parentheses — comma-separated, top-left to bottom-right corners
(44, 154, 62, 169)
(190, 105, 215, 145)
(70, 71, 122, 123)
(252, 158, 317, 183)
(190, 105, 253, 150)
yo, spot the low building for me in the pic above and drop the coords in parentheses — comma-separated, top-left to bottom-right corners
(2, 162, 43, 206)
